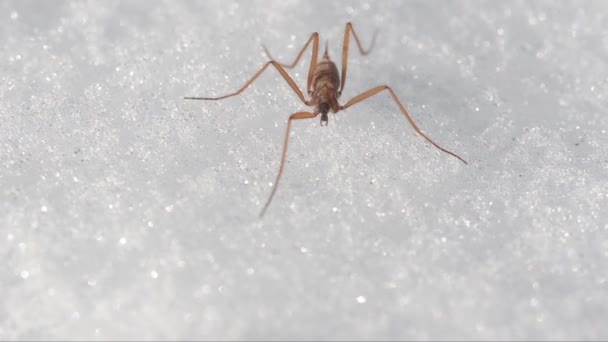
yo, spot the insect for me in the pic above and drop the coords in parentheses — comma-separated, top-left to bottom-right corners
(185, 22, 467, 217)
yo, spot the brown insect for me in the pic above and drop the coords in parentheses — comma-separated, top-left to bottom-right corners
(186, 22, 467, 217)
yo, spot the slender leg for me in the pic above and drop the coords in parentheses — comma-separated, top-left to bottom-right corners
(185, 61, 309, 105)
(339, 22, 378, 96)
(263, 33, 318, 69)
(341, 86, 467, 164)
(263, 32, 320, 95)
(260, 111, 319, 217)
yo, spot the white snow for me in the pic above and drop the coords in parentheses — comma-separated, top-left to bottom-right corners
(1, 0, 608, 340)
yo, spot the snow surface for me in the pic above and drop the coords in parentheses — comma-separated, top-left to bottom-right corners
(1, 0, 608, 340)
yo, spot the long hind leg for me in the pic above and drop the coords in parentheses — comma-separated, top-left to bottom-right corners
(339, 22, 378, 97)
(263, 32, 320, 94)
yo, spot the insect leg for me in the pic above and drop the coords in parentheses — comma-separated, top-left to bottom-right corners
(341, 85, 467, 164)
(260, 111, 319, 217)
(185, 61, 309, 105)
(339, 22, 378, 96)
(263, 32, 319, 95)
(263, 32, 319, 69)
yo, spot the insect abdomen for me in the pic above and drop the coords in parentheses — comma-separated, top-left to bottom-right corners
(313, 60, 339, 90)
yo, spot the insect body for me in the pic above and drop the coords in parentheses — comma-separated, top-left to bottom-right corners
(310, 48, 340, 125)
(186, 23, 467, 217)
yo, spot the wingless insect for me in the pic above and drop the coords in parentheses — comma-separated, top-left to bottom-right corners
(185, 23, 467, 217)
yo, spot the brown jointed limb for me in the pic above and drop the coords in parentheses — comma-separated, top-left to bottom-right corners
(263, 33, 319, 95)
(260, 111, 319, 217)
(339, 22, 378, 96)
(341, 86, 468, 164)
(262, 33, 319, 69)
(184, 61, 309, 105)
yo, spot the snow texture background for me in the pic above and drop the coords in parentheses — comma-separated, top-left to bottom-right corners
(1, 0, 608, 340)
